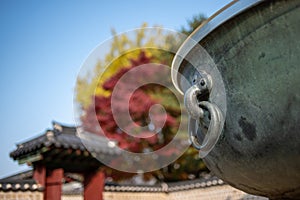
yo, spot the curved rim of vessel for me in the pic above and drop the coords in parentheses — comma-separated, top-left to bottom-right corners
(171, 0, 263, 94)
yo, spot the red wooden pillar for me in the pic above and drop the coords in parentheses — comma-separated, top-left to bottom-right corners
(45, 168, 64, 200)
(33, 164, 46, 187)
(84, 170, 105, 200)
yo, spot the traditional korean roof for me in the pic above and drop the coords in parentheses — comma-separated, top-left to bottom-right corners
(4, 121, 226, 194)
(10, 121, 120, 165)
(62, 175, 225, 195)
(0, 170, 224, 194)
(104, 175, 224, 193)
(0, 179, 43, 192)
(59, 174, 225, 195)
(0, 170, 43, 192)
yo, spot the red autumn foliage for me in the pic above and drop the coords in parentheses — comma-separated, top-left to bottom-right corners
(81, 51, 208, 182)
(82, 51, 178, 153)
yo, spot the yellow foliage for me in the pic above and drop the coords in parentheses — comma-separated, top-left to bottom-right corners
(75, 23, 180, 108)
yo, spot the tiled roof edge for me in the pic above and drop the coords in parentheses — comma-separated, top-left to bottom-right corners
(104, 177, 225, 193)
(0, 180, 44, 192)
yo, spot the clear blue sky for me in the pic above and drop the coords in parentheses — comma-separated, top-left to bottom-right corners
(0, 0, 231, 178)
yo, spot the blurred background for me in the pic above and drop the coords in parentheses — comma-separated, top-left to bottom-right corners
(0, 0, 231, 178)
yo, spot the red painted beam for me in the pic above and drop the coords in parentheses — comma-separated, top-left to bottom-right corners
(84, 170, 105, 200)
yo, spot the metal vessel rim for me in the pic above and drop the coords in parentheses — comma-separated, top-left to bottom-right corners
(171, 0, 264, 94)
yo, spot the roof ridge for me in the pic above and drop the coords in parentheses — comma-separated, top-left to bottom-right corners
(52, 121, 76, 131)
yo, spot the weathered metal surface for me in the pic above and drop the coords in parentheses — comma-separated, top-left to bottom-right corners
(172, 0, 300, 199)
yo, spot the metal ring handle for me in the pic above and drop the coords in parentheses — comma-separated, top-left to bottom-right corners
(188, 101, 223, 158)
(184, 85, 223, 158)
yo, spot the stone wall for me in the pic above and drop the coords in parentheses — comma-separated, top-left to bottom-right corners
(0, 191, 43, 200)
(62, 194, 83, 200)
(0, 185, 268, 200)
(103, 185, 267, 200)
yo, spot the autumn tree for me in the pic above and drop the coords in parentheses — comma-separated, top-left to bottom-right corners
(76, 23, 179, 108)
(81, 50, 207, 182)
(76, 20, 208, 183)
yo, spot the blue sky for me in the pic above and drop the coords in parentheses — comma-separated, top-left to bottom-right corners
(0, 0, 231, 178)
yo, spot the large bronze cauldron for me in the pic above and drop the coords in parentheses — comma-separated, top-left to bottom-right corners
(171, 0, 300, 199)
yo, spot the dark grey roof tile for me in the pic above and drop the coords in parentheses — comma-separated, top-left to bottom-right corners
(103, 175, 225, 193)
(10, 121, 120, 159)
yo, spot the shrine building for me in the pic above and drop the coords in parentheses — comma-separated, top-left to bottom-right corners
(0, 122, 266, 200)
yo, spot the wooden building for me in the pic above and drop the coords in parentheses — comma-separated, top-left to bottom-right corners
(0, 122, 267, 200)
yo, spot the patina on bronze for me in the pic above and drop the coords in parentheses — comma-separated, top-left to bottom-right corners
(172, 0, 300, 199)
